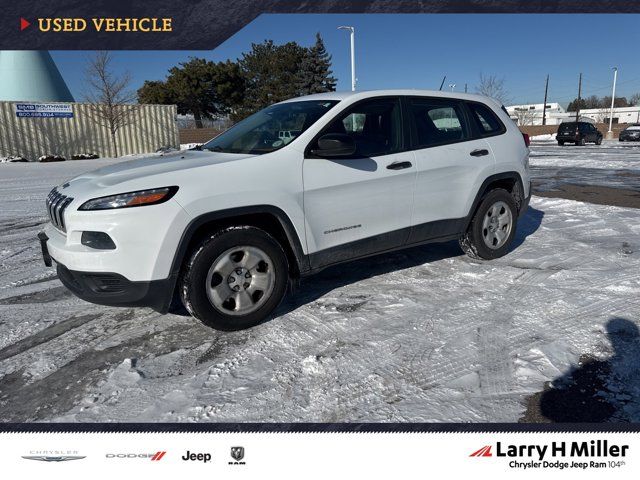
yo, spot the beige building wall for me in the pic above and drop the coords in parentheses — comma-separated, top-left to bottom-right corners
(0, 102, 179, 160)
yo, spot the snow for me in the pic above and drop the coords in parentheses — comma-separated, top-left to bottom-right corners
(180, 143, 202, 150)
(0, 147, 639, 422)
(530, 133, 556, 141)
(529, 140, 640, 171)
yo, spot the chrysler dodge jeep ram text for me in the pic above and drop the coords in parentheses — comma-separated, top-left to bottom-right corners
(38, 90, 531, 330)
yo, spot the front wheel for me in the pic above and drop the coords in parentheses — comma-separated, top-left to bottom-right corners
(596, 137, 602, 145)
(558, 140, 565, 146)
(179, 226, 289, 330)
(578, 137, 586, 146)
(459, 189, 518, 260)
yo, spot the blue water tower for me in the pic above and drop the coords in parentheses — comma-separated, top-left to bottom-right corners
(0, 51, 74, 102)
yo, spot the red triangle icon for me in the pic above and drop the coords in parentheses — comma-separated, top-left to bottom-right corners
(20, 18, 31, 31)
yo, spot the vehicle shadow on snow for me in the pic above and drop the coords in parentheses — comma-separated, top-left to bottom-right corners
(521, 318, 640, 422)
(274, 205, 545, 318)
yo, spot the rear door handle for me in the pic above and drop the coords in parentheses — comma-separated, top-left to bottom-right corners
(470, 149, 489, 157)
(386, 161, 412, 170)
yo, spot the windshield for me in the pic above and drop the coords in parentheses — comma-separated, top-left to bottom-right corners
(202, 100, 339, 155)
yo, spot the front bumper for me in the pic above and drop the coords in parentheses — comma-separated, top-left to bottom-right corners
(39, 231, 175, 313)
(56, 262, 176, 313)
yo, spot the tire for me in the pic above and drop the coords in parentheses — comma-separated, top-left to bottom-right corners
(578, 137, 586, 146)
(459, 188, 518, 260)
(558, 140, 565, 146)
(179, 226, 289, 330)
(596, 137, 602, 145)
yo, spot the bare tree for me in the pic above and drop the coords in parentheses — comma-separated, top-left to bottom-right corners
(84, 52, 138, 157)
(513, 107, 536, 126)
(630, 93, 640, 107)
(475, 73, 510, 105)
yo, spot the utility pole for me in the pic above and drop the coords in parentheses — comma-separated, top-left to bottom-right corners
(542, 74, 549, 126)
(607, 67, 618, 139)
(465, 83, 468, 93)
(575, 73, 582, 123)
(439, 76, 446, 91)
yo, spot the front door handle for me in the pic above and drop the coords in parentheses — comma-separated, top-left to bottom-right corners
(470, 149, 489, 157)
(386, 161, 412, 170)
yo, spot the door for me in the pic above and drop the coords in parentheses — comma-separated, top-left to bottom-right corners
(303, 97, 416, 266)
(407, 97, 496, 243)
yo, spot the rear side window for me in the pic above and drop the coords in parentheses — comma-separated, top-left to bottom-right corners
(467, 102, 505, 136)
(409, 98, 469, 148)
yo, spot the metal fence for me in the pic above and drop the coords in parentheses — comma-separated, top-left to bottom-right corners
(0, 101, 179, 161)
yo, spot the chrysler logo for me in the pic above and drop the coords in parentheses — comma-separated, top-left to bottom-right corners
(22, 455, 86, 462)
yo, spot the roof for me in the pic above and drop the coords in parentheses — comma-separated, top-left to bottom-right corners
(0, 51, 74, 102)
(279, 89, 503, 106)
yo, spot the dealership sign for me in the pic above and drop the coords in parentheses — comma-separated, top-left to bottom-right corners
(15, 103, 73, 118)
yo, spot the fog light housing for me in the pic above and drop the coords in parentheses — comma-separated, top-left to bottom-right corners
(81, 231, 116, 250)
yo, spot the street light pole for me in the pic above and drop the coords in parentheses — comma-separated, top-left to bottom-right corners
(449, 84, 456, 92)
(338, 26, 356, 91)
(608, 67, 618, 138)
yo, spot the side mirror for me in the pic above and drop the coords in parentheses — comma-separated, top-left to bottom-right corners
(311, 133, 356, 158)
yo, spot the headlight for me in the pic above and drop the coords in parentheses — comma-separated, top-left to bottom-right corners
(78, 186, 178, 211)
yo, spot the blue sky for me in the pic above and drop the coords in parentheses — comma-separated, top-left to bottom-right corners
(51, 14, 640, 107)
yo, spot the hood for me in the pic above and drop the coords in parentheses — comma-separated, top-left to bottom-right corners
(62, 149, 256, 193)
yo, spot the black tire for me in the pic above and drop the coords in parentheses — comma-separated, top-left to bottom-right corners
(179, 226, 289, 330)
(459, 188, 518, 260)
(558, 140, 565, 146)
(596, 137, 602, 145)
(578, 137, 586, 146)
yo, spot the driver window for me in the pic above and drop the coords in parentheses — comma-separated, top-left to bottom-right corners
(321, 98, 402, 157)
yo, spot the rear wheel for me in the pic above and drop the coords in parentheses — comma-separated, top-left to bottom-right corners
(459, 189, 518, 260)
(578, 137, 586, 146)
(558, 140, 565, 146)
(179, 226, 289, 330)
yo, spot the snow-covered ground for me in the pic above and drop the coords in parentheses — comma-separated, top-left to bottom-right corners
(529, 141, 640, 194)
(0, 146, 639, 422)
(530, 140, 640, 170)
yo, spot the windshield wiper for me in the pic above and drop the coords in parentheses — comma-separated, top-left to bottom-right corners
(205, 145, 224, 152)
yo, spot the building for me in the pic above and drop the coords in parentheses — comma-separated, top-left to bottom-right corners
(507, 101, 640, 126)
(0, 51, 74, 102)
(0, 50, 179, 160)
(506, 102, 566, 126)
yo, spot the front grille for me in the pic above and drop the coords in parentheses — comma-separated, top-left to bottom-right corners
(46, 188, 74, 232)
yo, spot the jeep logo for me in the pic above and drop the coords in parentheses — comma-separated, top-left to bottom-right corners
(181, 451, 212, 463)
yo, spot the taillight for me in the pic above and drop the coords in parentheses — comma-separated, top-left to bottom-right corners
(522, 133, 530, 147)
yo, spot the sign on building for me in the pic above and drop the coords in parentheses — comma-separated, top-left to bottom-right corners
(14, 103, 74, 118)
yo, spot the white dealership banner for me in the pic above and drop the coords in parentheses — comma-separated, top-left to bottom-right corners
(0, 431, 636, 479)
(14, 103, 74, 118)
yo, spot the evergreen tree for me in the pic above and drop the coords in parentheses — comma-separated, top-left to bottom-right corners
(297, 33, 337, 95)
(137, 58, 245, 128)
(235, 40, 308, 119)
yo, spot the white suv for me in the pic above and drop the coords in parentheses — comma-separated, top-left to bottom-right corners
(38, 90, 531, 330)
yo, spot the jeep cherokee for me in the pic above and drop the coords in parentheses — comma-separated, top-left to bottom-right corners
(38, 90, 531, 330)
